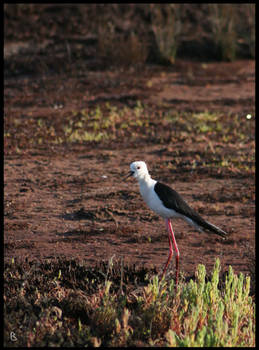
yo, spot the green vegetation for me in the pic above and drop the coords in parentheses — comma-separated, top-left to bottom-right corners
(4, 258, 255, 347)
(165, 261, 254, 347)
(62, 101, 147, 143)
(5, 104, 254, 146)
(5, 105, 254, 178)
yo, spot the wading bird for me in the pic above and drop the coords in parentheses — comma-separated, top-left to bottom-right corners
(124, 161, 227, 285)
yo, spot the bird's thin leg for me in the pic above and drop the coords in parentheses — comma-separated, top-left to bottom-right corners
(161, 219, 174, 278)
(167, 219, 180, 285)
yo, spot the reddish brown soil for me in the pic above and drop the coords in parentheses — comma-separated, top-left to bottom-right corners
(4, 55, 255, 281)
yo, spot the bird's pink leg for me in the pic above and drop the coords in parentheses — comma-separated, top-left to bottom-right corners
(162, 220, 173, 277)
(162, 219, 180, 285)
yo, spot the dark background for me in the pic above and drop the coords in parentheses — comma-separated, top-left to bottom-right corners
(4, 3, 255, 77)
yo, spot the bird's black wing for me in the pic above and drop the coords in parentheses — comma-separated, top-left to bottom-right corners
(154, 182, 227, 237)
(154, 182, 201, 219)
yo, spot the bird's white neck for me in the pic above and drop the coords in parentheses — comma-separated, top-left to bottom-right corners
(136, 174, 157, 211)
(137, 172, 152, 185)
(137, 174, 156, 194)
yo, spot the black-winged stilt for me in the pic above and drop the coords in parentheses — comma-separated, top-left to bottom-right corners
(125, 161, 227, 285)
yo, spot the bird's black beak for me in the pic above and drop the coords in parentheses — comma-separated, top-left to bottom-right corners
(123, 170, 134, 181)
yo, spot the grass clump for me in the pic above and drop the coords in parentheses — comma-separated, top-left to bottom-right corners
(62, 101, 149, 144)
(165, 259, 254, 347)
(4, 258, 254, 347)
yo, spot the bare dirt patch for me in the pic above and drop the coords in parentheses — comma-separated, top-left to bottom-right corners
(4, 55, 255, 283)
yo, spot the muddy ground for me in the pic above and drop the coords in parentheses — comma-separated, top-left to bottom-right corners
(4, 37, 255, 284)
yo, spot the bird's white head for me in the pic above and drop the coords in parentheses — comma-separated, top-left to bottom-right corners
(128, 161, 150, 181)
